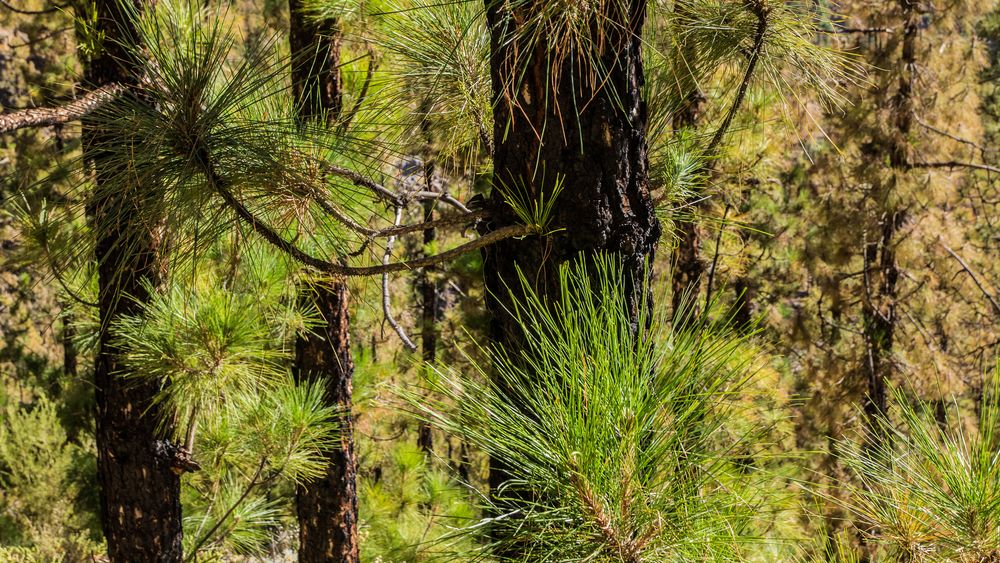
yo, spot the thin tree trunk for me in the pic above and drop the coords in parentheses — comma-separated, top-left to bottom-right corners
(861, 0, 917, 450)
(289, 0, 342, 122)
(668, 1, 706, 320)
(288, 7, 359, 561)
(481, 0, 659, 516)
(418, 198, 437, 454)
(82, 0, 184, 559)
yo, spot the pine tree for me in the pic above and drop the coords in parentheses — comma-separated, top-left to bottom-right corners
(286, 3, 360, 560)
(80, 0, 184, 558)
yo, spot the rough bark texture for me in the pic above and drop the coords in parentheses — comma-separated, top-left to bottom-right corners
(293, 281, 359, 563)
(481, 0, 659, 496)
(0, 83, 123, 134)
(288, 6, 359, 561)
(83, 0, 184, 560)
(288, 0, 342, 122)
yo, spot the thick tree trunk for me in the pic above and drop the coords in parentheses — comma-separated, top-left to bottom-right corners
(82, 0, 184, 560)
(481, 0, 659, 497)
(293, 281, 359, 563)
(288, 8, 359, 561)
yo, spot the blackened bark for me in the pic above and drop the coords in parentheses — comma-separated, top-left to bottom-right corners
(481, 0, 659, 502)
(82, 0, 184, 560)
(289, 0, 342, 122)
(418, 198, 437, 454)
(288, 7, 359, 561)
(293, 281, 359, 563)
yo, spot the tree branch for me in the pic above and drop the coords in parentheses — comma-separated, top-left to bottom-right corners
(202, 149, 533, 276)
(940, 241, 1000, 317)
(834, 27, 893, 34)
(382, 206, 417, 351)
(0, 83, 123, 134)
(0, 0, 63, 15)
(908, 161, 1000, 175)
(916, 117, 990, 154)
(704, 0, 769, 158)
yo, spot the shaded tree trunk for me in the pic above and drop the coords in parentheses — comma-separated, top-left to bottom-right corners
(288, 7, 359, 562)
(82, 0, 184, 559)
(861, 0, 918, 449)
(293, 280, 359, 563)
(289, 0, 342, 121)
(668, 1, 707, 320)
(418, 198, 437, 454)
(481, 0, 659, 499)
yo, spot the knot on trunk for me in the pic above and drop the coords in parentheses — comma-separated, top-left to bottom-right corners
(152, 440, 201, 475)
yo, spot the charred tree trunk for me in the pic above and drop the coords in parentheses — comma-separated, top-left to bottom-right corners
(293, 281, 359, 563)
(288, 7, 359, 562)
(82, 0, 184, 559)
(481, 0, 659, 503)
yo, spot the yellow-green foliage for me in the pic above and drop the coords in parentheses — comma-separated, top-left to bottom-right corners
(0, 397, 100, 559)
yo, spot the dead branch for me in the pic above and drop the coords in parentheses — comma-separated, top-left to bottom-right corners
(382, 206, 417, 351)
(0, 83, 123, 134)
(940, 241, 1000, 317)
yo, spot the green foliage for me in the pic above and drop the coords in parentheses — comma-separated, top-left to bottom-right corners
(112, 275, 294, 435)
(359, 441, 478, 562)
(404, 256, 774, 561)
(0, 397, 100, 559)
(374, 0, 493, 159)
(839, 370, 1000, 562)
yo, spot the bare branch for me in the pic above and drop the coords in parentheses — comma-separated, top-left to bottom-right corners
(382, 206, 417, 352)
(916, 117, 990, 154)
(0, 0, 62, 15)
(834, 27, 893, 34)
(325, 164, 402, 207)
(909, 161, 1000, 175)
(0, 83, 123, 134)
(940, 241, 1000, 317)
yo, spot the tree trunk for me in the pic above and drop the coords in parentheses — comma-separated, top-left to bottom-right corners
(418, 198, 437, 455)
(481, 0, 659, 499)
(861, 0, 917, 449)
(668, 1, 707, 320)
(82, 0, 184, 560)
(289, 0, 342, 122)
(293, 281, 359, 563)
(288, 7, 359, 561)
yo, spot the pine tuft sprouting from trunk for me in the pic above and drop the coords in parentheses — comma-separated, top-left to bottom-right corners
(480, 0, 660, 522)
